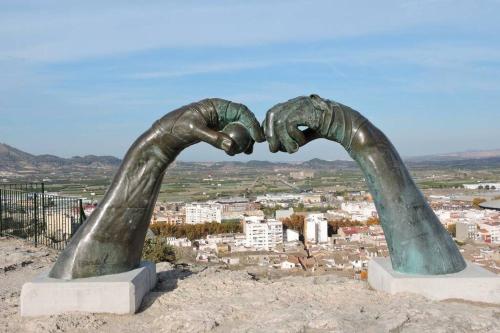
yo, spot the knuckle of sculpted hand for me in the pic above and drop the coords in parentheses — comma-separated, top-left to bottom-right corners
(269, 108, 279, 117)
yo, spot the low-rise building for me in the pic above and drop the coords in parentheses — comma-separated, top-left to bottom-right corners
(289, 171, 314, 180)
(456, 221, 477, 242)
(338, 226, 370, 242)
(285, 228, 300, 242)
(280, 260, 296, 269)
(215, 197, 259, 220)
(301, 193, 322, 204)
(479, 222, 500, 244)
(340, 201, 377, 221)
(152, 210, 185, 224)
(463, 183, 500, 190)
(164, 237, 192, 247)
(275, 208, 294, 220)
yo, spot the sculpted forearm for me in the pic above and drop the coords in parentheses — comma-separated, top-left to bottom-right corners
(323, 100, 465, 274)
(264, 95, 466, 275)
(49, 98, 263, 279)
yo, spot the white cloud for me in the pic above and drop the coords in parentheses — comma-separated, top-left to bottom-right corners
(1, 0, 499, 62)
(129, 60, 276, 79)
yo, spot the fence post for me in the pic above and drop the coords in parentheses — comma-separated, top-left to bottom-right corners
(41, 191, 46, 247)
(79, 199, 85, 225)
(0, 189, 3, 236)
(34, 193, 38, 247)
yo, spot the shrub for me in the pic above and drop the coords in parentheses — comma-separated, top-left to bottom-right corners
(142, 238, 176, 263)
(447, 223, 456, 237)
(472, 197, 486, 208)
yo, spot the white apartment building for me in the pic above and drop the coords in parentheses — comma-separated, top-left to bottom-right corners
(243, 216, 283, 250)
(185, 203, 222, 224)
(305, 213, 328, 244)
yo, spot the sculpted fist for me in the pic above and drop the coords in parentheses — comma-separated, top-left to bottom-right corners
(154, 98, 265, 156)
(263, 94, 367, 154)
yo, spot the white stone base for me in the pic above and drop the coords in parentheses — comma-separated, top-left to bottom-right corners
(20, 261, 157, 316)
(368, 257, 500, 304)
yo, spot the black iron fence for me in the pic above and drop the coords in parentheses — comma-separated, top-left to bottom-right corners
(0, 188, 86, 250)
(0, 182, 45, 193)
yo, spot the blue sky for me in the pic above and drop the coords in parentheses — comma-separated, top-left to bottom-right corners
(1, 0, 499, 161)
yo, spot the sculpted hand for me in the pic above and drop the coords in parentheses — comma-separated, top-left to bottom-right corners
(263, 94, 366, 154)
(155, 98, 265, 156)
(263, 94, 329, 153)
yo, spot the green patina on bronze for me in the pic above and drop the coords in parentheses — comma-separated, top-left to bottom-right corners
(49, 99, 263, 279)
(263, 94, 466, 275)
(51, 94, 465, 279)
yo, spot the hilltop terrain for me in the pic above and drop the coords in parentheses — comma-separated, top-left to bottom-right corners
(1, 237, 499, 333)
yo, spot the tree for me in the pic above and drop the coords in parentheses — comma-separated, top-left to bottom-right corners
(447, 223, 456, 237)
(328, 218, 363, 234)
(366, 217, 380, 226)
(295, 203, 305, 212)
(142, 238, 176, 263)
(150, 221, 243, 241)
(472, 197, 486, 209)
(282, 214, 305, 234)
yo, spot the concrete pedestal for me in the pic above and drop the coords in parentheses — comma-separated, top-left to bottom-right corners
(20, 261, 157, 316)
(368, 257, 500, 304)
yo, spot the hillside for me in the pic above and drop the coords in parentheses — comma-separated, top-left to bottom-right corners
(0, 143, 121, 172)
(1, 143, 500, 176)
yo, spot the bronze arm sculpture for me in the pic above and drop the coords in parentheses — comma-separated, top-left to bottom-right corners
(50, 99, 264, 279)
(263, 94, 466, 275)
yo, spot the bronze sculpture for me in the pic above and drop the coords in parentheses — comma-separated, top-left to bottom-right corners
(49, 98, 264, 279)
(263, 95, 466, 275)
(50, 94, 466, 279)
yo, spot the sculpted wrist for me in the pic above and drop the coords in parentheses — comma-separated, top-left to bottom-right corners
(149, 99, 218, 154)
(148, 115, 188, 158)
(318, 98, 369, 153)
(309, 94, 335, 139)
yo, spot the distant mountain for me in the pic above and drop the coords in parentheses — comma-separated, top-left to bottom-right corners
(1, 142, 499, 176)
(69, 155, 122, 166)
(300, 158, 356, 169)
(406, 149, 500, 162)
(0, 143, 121, 173)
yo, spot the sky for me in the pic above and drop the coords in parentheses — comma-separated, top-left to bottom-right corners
(0, 0, 499, 162)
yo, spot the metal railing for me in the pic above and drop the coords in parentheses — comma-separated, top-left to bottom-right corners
(0, 182, 45, 193)
(0, 188, 86, 250)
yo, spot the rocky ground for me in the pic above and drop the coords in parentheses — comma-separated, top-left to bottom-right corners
(1, 237, 499, 333)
